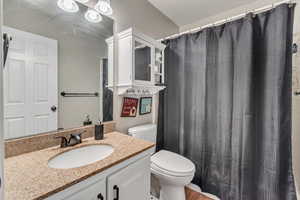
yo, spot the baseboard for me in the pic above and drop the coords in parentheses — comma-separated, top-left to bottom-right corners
(295, 180, 300, 199)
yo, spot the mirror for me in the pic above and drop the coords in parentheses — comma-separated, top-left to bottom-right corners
(134, 40, 151, 82)
(3, 0, 114, 139)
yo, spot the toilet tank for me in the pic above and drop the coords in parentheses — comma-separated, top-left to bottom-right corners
(128, 124, 157, 143)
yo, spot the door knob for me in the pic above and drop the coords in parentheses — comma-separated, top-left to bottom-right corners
(97, 193, 104, 200)
(51, 105, 57, 112)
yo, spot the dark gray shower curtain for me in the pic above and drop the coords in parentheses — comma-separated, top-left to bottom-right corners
(158, 4, 297, 200)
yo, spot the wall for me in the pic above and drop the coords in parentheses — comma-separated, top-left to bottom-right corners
(3, 4, 110, 130)
(111, 0, 178, 39)
(109, 0, 179, 133)
(0, 0, 4, 197)
(293, 1, 300, 194)
(180, 0, 300, 33)
(293, 33, 300, 198)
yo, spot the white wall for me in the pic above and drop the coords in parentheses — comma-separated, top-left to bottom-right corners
(111, 0, 178, 39)
(180, 0, 300, 33)
(85, 0, 179, 39)
(293, 12, 300, 196)
(83, 0, 178, 132)
(109, 0, 178, 133)
(0, 0, 4, 197)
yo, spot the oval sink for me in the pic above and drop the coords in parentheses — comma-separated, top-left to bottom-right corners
(48, 144, 114, 169)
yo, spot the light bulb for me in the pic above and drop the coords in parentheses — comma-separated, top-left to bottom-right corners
(57, 0, 79, 13)
(85, 9, 103, 23)
(94, 0, 113, 16)
(76, 0, 90, 3)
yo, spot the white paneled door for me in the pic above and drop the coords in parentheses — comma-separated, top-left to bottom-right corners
(3, 27, 58, 139)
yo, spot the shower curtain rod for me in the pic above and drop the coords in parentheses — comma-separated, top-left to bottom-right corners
(160, 0, 297, 41)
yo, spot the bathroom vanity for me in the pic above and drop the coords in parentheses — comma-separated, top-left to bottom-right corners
(4, 132, 155, 200)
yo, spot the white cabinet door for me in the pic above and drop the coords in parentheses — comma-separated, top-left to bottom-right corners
(107, 156, 151, 200)
(3, 26, 58, 139)
(64, 178, 106, 200)
(133, 38, 153, 85)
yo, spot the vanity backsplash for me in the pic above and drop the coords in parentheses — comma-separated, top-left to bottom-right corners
(5, 122, 116, 158)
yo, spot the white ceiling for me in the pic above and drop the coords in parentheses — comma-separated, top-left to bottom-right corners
(148, 0, 258, 27)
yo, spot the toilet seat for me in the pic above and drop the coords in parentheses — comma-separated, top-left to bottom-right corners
(151, 150, 195, 177)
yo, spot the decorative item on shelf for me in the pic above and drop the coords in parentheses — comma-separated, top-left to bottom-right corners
(83, 114, 92, 126)
(155, 52, 162, 62)
(139, 97, 152, 115)
(118, 85, 165, 96)
(126, 88, 151, 95)
(154, 65, 160, 73)
(121, 97, 138, 117)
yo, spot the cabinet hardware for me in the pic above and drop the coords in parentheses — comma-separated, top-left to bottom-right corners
(97, 193, 104, 200)
(60, 91, 99, 97)
(51, 105, 57, 112)
(113, 185, 119, 200)
(3, 33, 12, 68)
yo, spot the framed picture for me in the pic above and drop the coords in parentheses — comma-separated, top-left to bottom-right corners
(139, 97, 152, 115)
(121, 97, 138, 117)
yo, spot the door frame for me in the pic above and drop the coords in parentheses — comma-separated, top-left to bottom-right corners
(0, 0, 4, 197)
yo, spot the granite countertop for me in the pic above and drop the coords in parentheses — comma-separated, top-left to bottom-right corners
(5, 132, 155, 200)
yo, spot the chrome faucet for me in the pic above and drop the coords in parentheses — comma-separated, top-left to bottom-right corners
(55, 131, 86, 148)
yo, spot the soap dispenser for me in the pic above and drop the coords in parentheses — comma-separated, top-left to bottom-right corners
(83, 114, 92, 126)
(95, 121, 104, 140)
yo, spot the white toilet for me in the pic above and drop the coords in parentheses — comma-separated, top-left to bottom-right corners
(128, 124, 195, 200)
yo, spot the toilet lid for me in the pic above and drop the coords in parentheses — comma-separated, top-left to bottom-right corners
(151, 150, 195, 176)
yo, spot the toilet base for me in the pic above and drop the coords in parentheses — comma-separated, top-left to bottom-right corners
(159, 184, 186, 200)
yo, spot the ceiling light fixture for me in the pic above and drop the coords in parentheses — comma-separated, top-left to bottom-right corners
(85, 9, 103, 23)
(94, 0, 113, 16)
(57, 0, 79, 13)
(76, 0, 90, 3)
